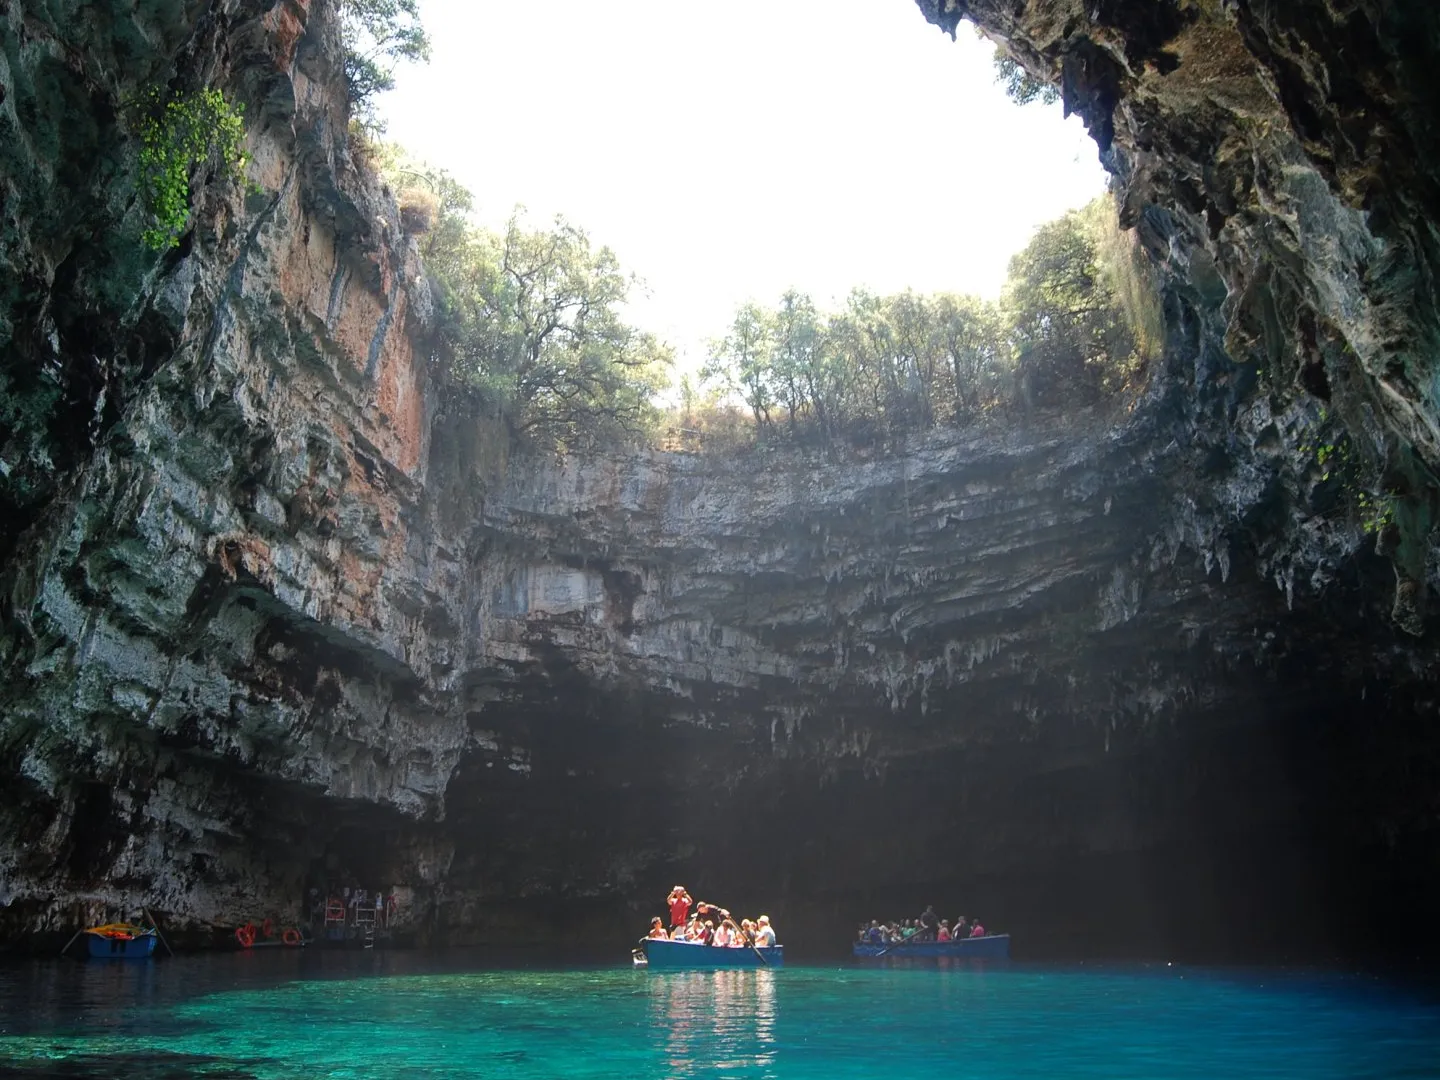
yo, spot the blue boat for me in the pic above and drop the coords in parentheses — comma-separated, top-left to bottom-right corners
(83, 924, 159, 959)
(641, 938, 784, 969)
(853, 933, 1010, 960)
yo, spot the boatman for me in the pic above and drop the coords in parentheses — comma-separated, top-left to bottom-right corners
(694, 900, 729, 927)
(667, 885, 692, 930)
(919, 904, 940, 941)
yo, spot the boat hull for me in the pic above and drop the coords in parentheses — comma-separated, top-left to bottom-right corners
(642, 939, 783, 969)
(853, 933, 1010, 959)
(85, 933, 158, 959)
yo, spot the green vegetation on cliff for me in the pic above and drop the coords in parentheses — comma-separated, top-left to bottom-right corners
(341, 0, 431, 123)
(689, 196, 1161, 448)
(434, 212, 671, 448)
(382, 132, 1154, 454)
(132, 87, 248, 250)
(376, 148, 670, 450)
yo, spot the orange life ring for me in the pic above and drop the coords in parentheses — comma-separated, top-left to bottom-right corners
(261, 918, 273, 939)
(282, 928, 301, 947)
(235, 925, 255, 948)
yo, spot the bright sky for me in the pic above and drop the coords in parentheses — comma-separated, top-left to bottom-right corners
(376, 0, 1107, 368)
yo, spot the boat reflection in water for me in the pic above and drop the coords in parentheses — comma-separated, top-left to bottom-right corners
(648, 968, 778, 1078)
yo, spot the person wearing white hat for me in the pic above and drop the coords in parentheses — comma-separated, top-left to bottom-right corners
(753, 915, 777, 947)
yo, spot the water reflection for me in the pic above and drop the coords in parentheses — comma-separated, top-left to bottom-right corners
(648, 970, 778, 1078)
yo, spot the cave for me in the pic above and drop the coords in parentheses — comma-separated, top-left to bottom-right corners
(1, 0, 1439, 970)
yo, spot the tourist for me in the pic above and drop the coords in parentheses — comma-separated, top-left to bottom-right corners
(667, 886, 692, 929)
(694, 900, 729, 926)
(919, 905, 940, 941)
(753, 915, 776, 947)
(723, 919, 746, 947)
(647, 917, 668, 940)
(954, 916, 969, 937)
(866, 920, 884, 945)
(937, 920, 951, 942)
(969, 919, 986, 938)
(712, 920, 732, 947)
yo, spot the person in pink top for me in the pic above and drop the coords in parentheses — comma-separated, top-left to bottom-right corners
(969, 921, 986, 938)
(937, 921, 952, 942)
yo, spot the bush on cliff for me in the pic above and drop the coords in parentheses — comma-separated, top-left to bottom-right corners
(132, 87, 248, 251)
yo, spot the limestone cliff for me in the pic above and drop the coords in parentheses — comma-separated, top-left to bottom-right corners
(0, 0, 1436, 961)
(0, 0, 465, 938)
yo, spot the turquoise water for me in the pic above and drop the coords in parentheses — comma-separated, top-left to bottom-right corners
(0, 953, 1437, 1078)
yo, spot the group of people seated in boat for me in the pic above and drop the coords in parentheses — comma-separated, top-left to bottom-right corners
(644, 885, 778, 947)
(858, 905, 987, 944)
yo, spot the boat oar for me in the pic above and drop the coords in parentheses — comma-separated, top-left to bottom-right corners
(740, 925, 769, 967)
(59, 930, 83, 957)
(144, 908, 175, 957)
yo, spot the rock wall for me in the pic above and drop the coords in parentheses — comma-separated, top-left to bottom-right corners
(0, 0, 469, 941)
(920, 0, 1440, 630)
(0, 0, 1437, 961)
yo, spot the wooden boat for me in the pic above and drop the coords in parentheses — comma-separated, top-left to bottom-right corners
(853, 933, 1010, 959)
(82, 923, 158, 959)
(641, 938, 784, 969)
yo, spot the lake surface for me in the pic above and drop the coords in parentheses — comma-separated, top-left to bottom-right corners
(0, 951, 1436, 1078)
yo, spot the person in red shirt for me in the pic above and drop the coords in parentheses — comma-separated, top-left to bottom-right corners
(969, 921, 986, 938)
(667, 886, 692, 929)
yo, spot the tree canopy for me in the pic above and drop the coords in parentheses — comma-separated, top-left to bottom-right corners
(377, 149, 671, 450)
(692, 195, 1160, 448)
(441, 213, 671, 447)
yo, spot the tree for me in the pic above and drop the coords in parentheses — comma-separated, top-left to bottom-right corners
(933, 294, 1008, 417)
(771, 290, 827, 435)
(341, 0, 431, 122)
(1003, 199, 1144, 406)
(994, 50, 1060, 106)
(444, 213, 671, 448)
(885, 290, 940, 428)
(703, 303, 774, 432)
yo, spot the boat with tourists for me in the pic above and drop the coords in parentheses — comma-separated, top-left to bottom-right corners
(79, 922, 159, 959)
(853, 933, 1010, 959)
(632, 885, 783, 968)
(853, 908, 1009, 959)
